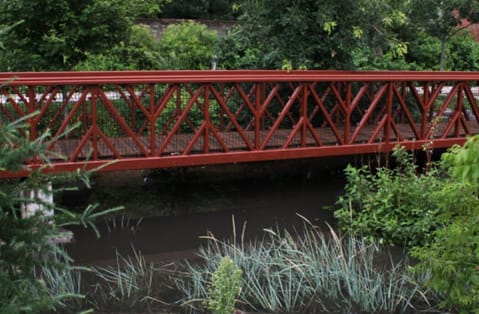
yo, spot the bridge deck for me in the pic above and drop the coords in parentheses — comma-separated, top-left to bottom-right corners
(52, 121, 476, 160)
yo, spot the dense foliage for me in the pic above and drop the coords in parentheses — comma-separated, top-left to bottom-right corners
(74, 24, 163, 70)
(407, 0, 479, 70)
(411, 136, 479, 313)
(0, 0, 478, 71)
(218, 0, 479, 70)
(334, 138, 479, 313)
(0, 0, 126, 70)
(157, 21, 218, 69)
(0, 0, 168, 71)
(219, 0, 372, 69)
(334, 147, 450, 247)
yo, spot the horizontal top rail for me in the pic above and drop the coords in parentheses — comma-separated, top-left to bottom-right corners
(2, 70, 479, 85)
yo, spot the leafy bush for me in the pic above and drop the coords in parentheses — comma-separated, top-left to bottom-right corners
(411, 135, 479, 313)
(411, 216, 479, 313)
(442, 135, 479, 185)
(334, 137, 479, 312)
(157, 21, 218, 70)
(217, 26, 263, 69)
(205, 256, 242, 314)
(405, 32, 442, 70)
(74, 24, 163, 70)
(447, 32, 479, 71)
(353, 46, 423, 70)
(334, 147, 449, 247)
(404, 31, 479, 71)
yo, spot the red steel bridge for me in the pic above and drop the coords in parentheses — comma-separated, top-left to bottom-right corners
(1, 70, 479, 178)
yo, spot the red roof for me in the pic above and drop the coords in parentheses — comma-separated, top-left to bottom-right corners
(460, 19, 479, 40)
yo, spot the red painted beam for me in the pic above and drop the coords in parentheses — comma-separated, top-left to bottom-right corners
(2, 70, 479, 86)
(0, 138, 465, 179)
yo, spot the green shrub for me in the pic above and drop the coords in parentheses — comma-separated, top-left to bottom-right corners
(447, 32, 479, 71)
(157, 21, 218, 69)
(405, 32, 442, 70)
(405, 31, 479, 71)
(411, 216, 479, 313)
(442, 135, 479, 186)
(334, 146, 448, 247)
(411, 135, 479, 313)
(74, 24, 163, 70)
(205, 256, 242, 314)
(334, 137, 479, 312)
(217, 26, 263, 69)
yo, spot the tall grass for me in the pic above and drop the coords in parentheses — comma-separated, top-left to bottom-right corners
(40, 248, 174, 313)
(40, 267, 87, 312)
(174, 215, 438, 313)
(38, 252, 91, 313)
(91, 248, 164, 312)
(39, 215, 440, 313)
(104, 215, 143, 234)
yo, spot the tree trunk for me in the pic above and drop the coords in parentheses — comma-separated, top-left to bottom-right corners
(440, 39, 447, 71)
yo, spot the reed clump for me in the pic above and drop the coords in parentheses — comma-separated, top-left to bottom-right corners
(39, 216, 440, 313)
(40, 248, 175, 313)
(174, 215, 438, 313)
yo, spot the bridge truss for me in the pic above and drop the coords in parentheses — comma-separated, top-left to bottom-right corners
(1, 70, 479, 178)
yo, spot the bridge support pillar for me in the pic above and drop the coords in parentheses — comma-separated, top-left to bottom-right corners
(20, 182, 73, 243)
(20, 181, 54, 219)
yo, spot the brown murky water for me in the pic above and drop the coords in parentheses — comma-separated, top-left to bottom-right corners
(57, 157, 439, 314)
(63, 159, 350, 265)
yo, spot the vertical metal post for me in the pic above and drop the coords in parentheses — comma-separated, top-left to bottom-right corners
(204, 85, 210, 153)
(344, 82, 352, 144)
(254, 83, 261, 149)
(91, 87, 99, 160)
(211, 55, 218, 70)
(422, 82, 430, 139)
(455, 83, 464, 137)
(219, 83, 225, 132)
(149, 84, 156, 156)
(176, 85, 182, 134)
(385, 82, 393, 143)
(82, 87, 89, 135)
(27, 86, 37, 141)
(301, 83, 307, 147)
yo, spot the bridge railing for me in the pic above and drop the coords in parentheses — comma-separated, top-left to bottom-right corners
(1, 70, 478, 177)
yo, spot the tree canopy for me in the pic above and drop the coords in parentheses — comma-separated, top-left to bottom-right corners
(408, 0, 479, 70)
(0, 0, 168, 71)
(0, 0, 478, 71)
(218, 0, 479, 70)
